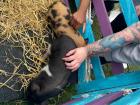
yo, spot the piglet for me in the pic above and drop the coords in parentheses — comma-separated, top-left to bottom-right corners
(27, 35, 76, 105)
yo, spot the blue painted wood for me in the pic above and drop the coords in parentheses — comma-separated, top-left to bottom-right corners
(68, 93, 104, 105)
(74, 0, 105, 83)
(78, 61, 86, 83)
(72, 92, 105, 99)
(73, 83, 140, 99)
(111, 89, 140, 105)
(63, 98, 82, 105)
(75, 0, 87, 83)
(119, 0, 139, 26)
(77, 71, 140, 94)
(82, 21, 105, 80)
(77, 0, 140, 94)
(66, 0, 140, 104)
(65, 92, 123, 105)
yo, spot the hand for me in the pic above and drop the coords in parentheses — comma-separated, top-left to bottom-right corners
(62, 47, 88, 72)
(136, 5, 140, 16)
(71, 10, 86, 33)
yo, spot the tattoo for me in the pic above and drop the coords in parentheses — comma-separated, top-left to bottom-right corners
(99, 35, 126, 49)
(87, 22, 140, 56)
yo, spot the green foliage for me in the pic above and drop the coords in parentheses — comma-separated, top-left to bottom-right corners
(48, 84, 76, 105)
(0, 100, 31, 105)
(92, 16, 102, 40)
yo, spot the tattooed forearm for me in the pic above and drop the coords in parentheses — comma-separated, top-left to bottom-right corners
(86, 22, 140, 56)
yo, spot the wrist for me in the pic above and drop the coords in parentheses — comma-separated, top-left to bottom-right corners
(85, 45, 94, 57)
(78, 0, 90, 16)
(77, 9, 86, 20)
(78, 8, 87, 15)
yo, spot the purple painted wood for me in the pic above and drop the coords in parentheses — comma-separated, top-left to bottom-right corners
(93, 0, 113, 36)
(133, 0, 136, 5)
(92, 0, 124, 74)
(111, 63, 124, 74)
(63, 98, 82, 105)
(86, 91, 124, 105)
(64, 0, 69, 7)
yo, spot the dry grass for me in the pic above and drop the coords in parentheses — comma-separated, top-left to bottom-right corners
(0, 0, 58, 91)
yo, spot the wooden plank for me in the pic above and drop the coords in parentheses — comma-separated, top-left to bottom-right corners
(67, 93, 104, 105)
(64, 92, 123, 105)
(63, 98, 82, 105)
(86, 91, 123, 105)
(64, 0, 69, 7)
(92, 0, 124, 74)
(111, 89, 140, 105)
(119, 0, 139, 26)
(74, 0, 105, 83)
(92, 0, 113, 35)
(74, 83, 140, 99)
(83, 21, 105, 80)
(77, 71, 140, 94)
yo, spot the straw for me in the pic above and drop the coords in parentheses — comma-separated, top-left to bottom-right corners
(0, 0, 58, 91)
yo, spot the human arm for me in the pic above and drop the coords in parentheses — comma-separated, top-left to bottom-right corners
(71, 0, 90, 31)
(63, 22, 140, 71)
(86, 22, 140, 56)
(136, 4, 140, 16)
(71, 1, 140, 29)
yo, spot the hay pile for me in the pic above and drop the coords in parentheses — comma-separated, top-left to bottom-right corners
(0, 0, 57, 97)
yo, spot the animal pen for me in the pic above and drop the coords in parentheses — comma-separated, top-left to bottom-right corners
(63, 0, 140, 105)
(0, 0, 140, 105)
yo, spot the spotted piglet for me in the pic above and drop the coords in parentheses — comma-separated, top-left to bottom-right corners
(46, 1, 86, 47)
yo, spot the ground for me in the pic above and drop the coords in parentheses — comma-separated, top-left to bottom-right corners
(1, 2, 140, 105)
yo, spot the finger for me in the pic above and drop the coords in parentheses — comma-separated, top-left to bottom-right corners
(72, 20, 79, 29)
(74, 19, 82, 29)
(72, 63, 80, 72)
(82, 22, 86, 33)
(62, 55, 75, 62)
(75, 24, 81, 29)
(71, 16, 78, 28)
(71, 16, 81, 29)
(66, 49, 76, 56)
(65, 60, 77, 67)
(70, 18, 75, 27)
(66, 63, 80, 71)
